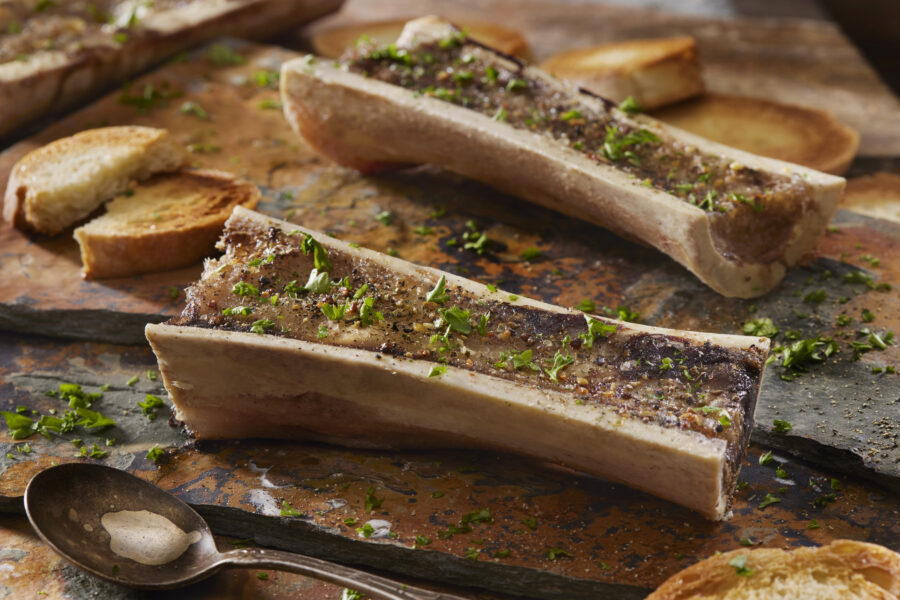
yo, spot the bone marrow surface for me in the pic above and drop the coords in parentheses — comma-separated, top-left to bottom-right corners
(343, 25, 815, 265)
(154, 208, 770, 517)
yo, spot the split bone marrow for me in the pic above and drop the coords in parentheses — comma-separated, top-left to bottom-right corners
(278, 16, 846, 298)
(146, 207, 770, 519)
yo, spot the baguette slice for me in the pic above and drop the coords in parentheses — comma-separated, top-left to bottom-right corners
(0, 0, 344, 138)
(3, 126, 185, 235)
(652, 93, 861, 176)
(647, 540, 900, 599)
(279, 17, 845, 298)
(841, 172, 900, 223)
(312, 18, 530, 59)
(146, 206, 770, 519)
(73, 169, 260, 279)
(540, 37, 704, 110)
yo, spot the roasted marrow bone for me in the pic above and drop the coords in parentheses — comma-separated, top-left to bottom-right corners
(146, 207, 770, 519)
(279, 16, 845, 298)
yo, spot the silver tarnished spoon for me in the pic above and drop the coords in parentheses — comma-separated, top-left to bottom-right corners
(25, 463, 464, 599)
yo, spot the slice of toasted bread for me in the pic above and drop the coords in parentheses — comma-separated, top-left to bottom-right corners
(651, 93, 860, 175)
(540, 37, 704, 110)
(73, 169, 259, 279)
(647, 540, 900, 600)
(4, 126, 186, 235)
(841, 172, 900, 223)
(312, 18, 530, 59)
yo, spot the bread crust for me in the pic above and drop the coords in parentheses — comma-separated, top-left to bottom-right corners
(3, 125, 185, 234)
(0, 0, 344, 138)
(280, 38, 845, 298)
(652, 93, 861, 176)
(73, 169, 259, 279)
(541, 37, 704, 110)
(647, 540, 900, 599)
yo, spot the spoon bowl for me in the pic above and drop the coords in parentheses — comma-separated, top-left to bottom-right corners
(25, 463, 461, 599)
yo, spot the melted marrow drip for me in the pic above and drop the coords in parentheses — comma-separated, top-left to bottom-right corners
(172, 221, 766, 485)
(343, 29, 817, 264)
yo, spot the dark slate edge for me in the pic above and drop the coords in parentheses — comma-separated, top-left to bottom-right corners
(0, 304, 163, 345)
(198, 504, 649, 600)
(751, 429, 900, 495)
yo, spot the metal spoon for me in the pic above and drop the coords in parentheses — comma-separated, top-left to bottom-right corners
(25, 463, 464, 599)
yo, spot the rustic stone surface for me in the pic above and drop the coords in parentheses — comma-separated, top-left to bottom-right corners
(1, 334, 898, 598)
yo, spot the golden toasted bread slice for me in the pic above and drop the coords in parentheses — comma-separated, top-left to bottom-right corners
(540, 37, 704, 110)
(73, 169, 259, 279)
(3, 126, 186, 235)
(312, 18, 530, 59)
(647, 540, 900, 600)
(652, 93, 860, 175)
(841, 172, 900, 223)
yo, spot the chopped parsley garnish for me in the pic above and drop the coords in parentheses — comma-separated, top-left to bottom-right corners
(465, 547, 481, 561)
(461, 508, 492, 524)
(575, 299, 596, 313)
(301, 234, 331, 272)
(145, 444, 165, 463)
(728, 554, 753, 576)
(137, 394, 165, 420)
(520, 246, 542, 261)
(413, 225, 435, 235)
(428, 365, 447, 378)
(807, 520, 820, 529)
(759, 450, 774, 466)
(126, 375, 139, 386)
(1, 411, 36, 440)
(250, 319, 275, 334)
(861, 308, 875, 323)
(779, 336, 837, 370)
(341, 589, 364, 600)
(439, 307, 472, 334)
(601, 126, 660, 165)
(560, 109, 582, 121)
(280, 501, 304, 517)
(775, 465, 788, 479)
(356, 523, 375, 537)
(426, 275, 449, 304)
(742, 318, 779, 338)
(803, 289, 827, 304)
(659, 357, 674, 371)
(773, 419, 792, 434)
(253, 69, 279, 88)
(546, 547, 572, 560)
(495, 349, 539, 371)
(432, 491, 444, 499)
(415, 535, 432, 546)
(207, 43, 245, 66)
(232, 281, 259, 297)
(758, 493, 781, 509)
(179, 101, 209, 120)
(579, 316, 617, 348)
(364, 486, 384, 512)
(375, 210, 393, 225)
(223, 306, 253, 316)
(475, 312, 490, 336)
(618, 96, 643, 114)
(506, 78, 528, 91)
(321, 302, 347, 321)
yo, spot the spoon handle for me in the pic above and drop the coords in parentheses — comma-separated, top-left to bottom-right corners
(220, 548, 468, 600)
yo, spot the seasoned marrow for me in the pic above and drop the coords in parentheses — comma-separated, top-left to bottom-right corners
(147, 207, 770, 519)
(280, 16, 845, 298)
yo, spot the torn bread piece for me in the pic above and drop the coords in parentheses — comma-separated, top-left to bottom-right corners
(279, 17, 845, 298)
(146, 207, 770, 519)
(312, 18, 530, 59)
(73, 169, 259, 279)
(652, 93, 860, 176)
(541, 37, 704, 110)
(647, 540, 900, 600)
(0, 0, 344, 138)
(841, 172, 900, 223)
(3, 126, 185, 235)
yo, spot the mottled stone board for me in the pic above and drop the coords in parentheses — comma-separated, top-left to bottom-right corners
(0, 334, 897, 599)
(0, 41, 897, 490)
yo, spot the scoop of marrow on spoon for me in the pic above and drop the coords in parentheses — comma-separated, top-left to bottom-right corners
(25, 463, 463, 599)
